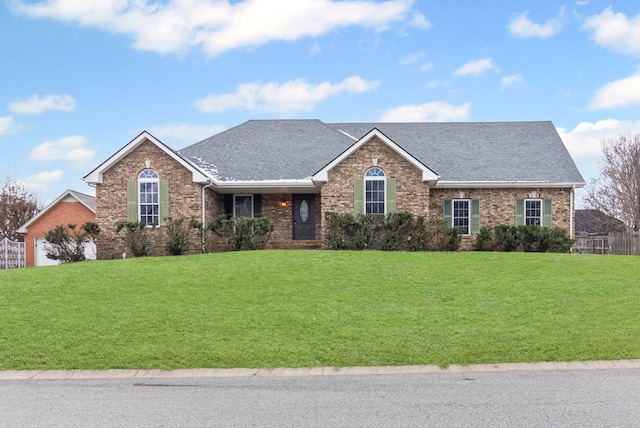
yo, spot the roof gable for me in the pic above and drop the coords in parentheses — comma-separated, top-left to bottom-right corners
(84, 131, 209, 184)
(17, 189, 95, 234)
(313, 128, 440, 184)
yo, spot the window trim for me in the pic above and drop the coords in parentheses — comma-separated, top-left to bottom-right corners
(452, 199, 471, 236)
(138, 169, 160, 226)
(524, 198, 543, 226)
(364, 167, 386, 215)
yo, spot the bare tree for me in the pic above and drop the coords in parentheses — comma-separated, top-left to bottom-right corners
(0, 178, 41, 241)
(584, 133, 640, 232)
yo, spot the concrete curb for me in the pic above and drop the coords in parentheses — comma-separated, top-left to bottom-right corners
(2, 360, 640, 381)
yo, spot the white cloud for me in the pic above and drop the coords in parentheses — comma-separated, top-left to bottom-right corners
(18, 169, 65, 196)
(400, 51, 424, 65)
(557, 119, 640, 182)
(380, 101, 471, 122)
(588, 71, 640, 110)
(399, 11, 430, 35)
(0, 116, 19, 135)
(419, 62, 434, 72)
(10, 0, 413, 57)
(9, 94, 76, 115)
(508, 8, 565, 39)
(150, 123, 227, 143)
(409, 11, 430, 29)
(28, 135, 95, 168)
(453, 58, 498, 76)
(500, 73, 524, 90)
(583, 8, 640, 55)
(195, 76, 380, 114)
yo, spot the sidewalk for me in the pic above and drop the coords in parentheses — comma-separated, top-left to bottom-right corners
(2, 359, 640, 381)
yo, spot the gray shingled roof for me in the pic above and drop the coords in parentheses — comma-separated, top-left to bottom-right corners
(179, 120, 354, 181)
(178, 119, 585, 185)
(68, 189, 96, 212)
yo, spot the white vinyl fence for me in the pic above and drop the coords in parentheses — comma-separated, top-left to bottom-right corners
(1, 238, 26, 269)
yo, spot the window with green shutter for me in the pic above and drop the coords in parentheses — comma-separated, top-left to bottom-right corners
(355, 169, 395, 216)
(128, 169, 169, 226)
(470, 199, 480, 234)
(354, 178, 364, 216)
(516, 198, 552, 227)
(443, 199, 452, 227)
(445, 198, 480, 235)
(387, 178, 396, 214)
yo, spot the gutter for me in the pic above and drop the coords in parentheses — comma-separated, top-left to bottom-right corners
(434, 181, 586, 189)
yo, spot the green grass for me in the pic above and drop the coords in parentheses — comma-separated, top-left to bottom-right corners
(1, 251, 639, 370)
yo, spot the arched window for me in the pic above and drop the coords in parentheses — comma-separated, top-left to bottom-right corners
(138, 169, 159, 226)
(365, 167, 385, 215)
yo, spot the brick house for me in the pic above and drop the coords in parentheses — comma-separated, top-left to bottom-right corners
(17, 190, 96, 266)
(83, 120, 585, 258)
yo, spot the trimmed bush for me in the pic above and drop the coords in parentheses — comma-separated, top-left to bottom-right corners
(205, 215, 273, 251)
(473, 225, 573, 253)
(115, 221, 153, 257)
(163, 217, 191, 256)
(325, 212, 460, 252)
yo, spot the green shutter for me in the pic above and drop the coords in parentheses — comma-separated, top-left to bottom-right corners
(515, 199, 524, 226)
(443, 199, 452, 227)
(543, 198, 552, 227)
(127, 180, 138, 222)
(387, 178, 396, 214)
(159, 180, 169, 226)
(354, 179, 364, 216)
(471, 199, 480, 234)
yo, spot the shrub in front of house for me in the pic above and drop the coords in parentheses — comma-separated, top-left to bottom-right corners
(204, 214, 273, 251)
(473, 225, 574, 253)
(116, 221, 154, 257)
(163, 217, 192, 256)
(324, 212, 460, 252)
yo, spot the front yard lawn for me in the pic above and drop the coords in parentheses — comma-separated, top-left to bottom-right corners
(0, 251, 638, 370)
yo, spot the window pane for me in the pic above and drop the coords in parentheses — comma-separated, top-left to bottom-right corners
(525, 200, 542, 226)
(453, 200, 470, 235)
(235, 196, 252, 217)
(138, 170, 160, 225)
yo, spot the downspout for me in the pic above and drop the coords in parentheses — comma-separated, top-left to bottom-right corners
(570, 185, 575, 239)
(201, 181, 215, 252)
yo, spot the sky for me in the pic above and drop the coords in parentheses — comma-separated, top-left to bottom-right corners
(2, 0, 640, 206)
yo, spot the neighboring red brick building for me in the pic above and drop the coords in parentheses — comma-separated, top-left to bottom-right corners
(18, 190, 96, 267)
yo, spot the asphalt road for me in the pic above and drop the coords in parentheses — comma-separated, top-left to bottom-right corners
(2, 368, 640, 427)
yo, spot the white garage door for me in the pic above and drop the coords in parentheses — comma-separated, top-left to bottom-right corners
(34, 238, 97, 267)
(35, 238, 61, 267)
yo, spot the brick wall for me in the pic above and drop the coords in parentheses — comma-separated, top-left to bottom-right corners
(22, 200, 95, 267)
(318, 136, 576, 249)
(96, 139, 205, 259)
(319, 136, 431, 235)
(430, 187, 574, 249)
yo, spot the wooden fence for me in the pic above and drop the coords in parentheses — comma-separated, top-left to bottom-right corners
(608, 232, 640, 255)
(575, 232, 640, 255)
(0, 238, 26, 269)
